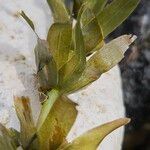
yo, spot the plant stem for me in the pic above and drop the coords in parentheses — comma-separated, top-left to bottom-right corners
(37, 89, 60, 130)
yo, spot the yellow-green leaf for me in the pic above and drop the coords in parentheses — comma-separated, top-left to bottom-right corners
(47, 23, 72, 70)
(97, 0, 140, 37)
(67, 35, 136, 93)
(91, 0, 108, 15)
(81, 7, 103, 54)
(47, 0, 70, 23)
(37, 96, 77, 150)
(83, 0, 107, 15)
(58, 118, 130, 150)
(14, 96, 36, 149)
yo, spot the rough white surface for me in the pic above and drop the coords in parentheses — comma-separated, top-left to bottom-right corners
(0, 0, 125, 149)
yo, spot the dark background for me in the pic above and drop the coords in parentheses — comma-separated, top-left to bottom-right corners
(109, 0, 150, 149)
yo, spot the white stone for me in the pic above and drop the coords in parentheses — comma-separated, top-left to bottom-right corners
(0, 0, 125, 149)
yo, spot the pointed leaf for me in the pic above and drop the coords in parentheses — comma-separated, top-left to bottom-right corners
(47, 23, 72, 70)
(14, 96, 36, 149)
(97, 0, 140, 37)
(47, 0, 70, 23)
(67, 35, 137, 93)
(58, 118, 130, 150)
(37, 96, 77, 150)
(20, 11, 35, 31)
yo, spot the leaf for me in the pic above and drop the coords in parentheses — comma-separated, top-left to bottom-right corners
(81, 7, 103, 54)
(58, 118, 130, 150)
(90, 0, 108, 15)
(37, 96, 77, 150)
(47, 0, 70, 23)
(73, 0, 107, 18)
(97, 0, 140, 37)
(47, 23, 72, 70)
(20, 11, 35, 31)
(58, 18, 86, 92)
(0, 124, 17, 150)
(14, 96, 36, 149)
(35, 38, 58, 91)
(66, 35, 137, 93)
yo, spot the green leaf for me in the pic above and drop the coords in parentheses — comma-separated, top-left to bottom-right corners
(14, 96, 36, 149)
(37, 96, 77, 150)
(97, 0, 140, 37)
(66, 35, 137, 93)
(73, 0, 107, 19)
(58, 118, 130, 150)
(47, 23, 72, 70)
(82, 0, 107, 15)
(91, 0, 108, 15)
(0, 124, 17, 150)
(47, 0, 70, 23)
(20, 11, 35, 31)
(81, 7, 103, 54)
(35, 38, 58, 91)
(58, 18, 86, 92)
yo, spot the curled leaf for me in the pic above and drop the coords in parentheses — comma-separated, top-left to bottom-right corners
(58, 118, 130, 150)
(37, 96, 77, 150)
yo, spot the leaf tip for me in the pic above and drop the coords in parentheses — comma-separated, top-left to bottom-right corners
(123, 117, 131, 125)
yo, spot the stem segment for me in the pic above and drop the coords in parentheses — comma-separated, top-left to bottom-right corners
(37, 89, 60, 130)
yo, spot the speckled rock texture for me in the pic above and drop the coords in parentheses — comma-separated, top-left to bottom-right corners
(0, 0, 125, 149)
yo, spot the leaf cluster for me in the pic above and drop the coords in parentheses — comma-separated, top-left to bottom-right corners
(0, 0, 140, 149)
